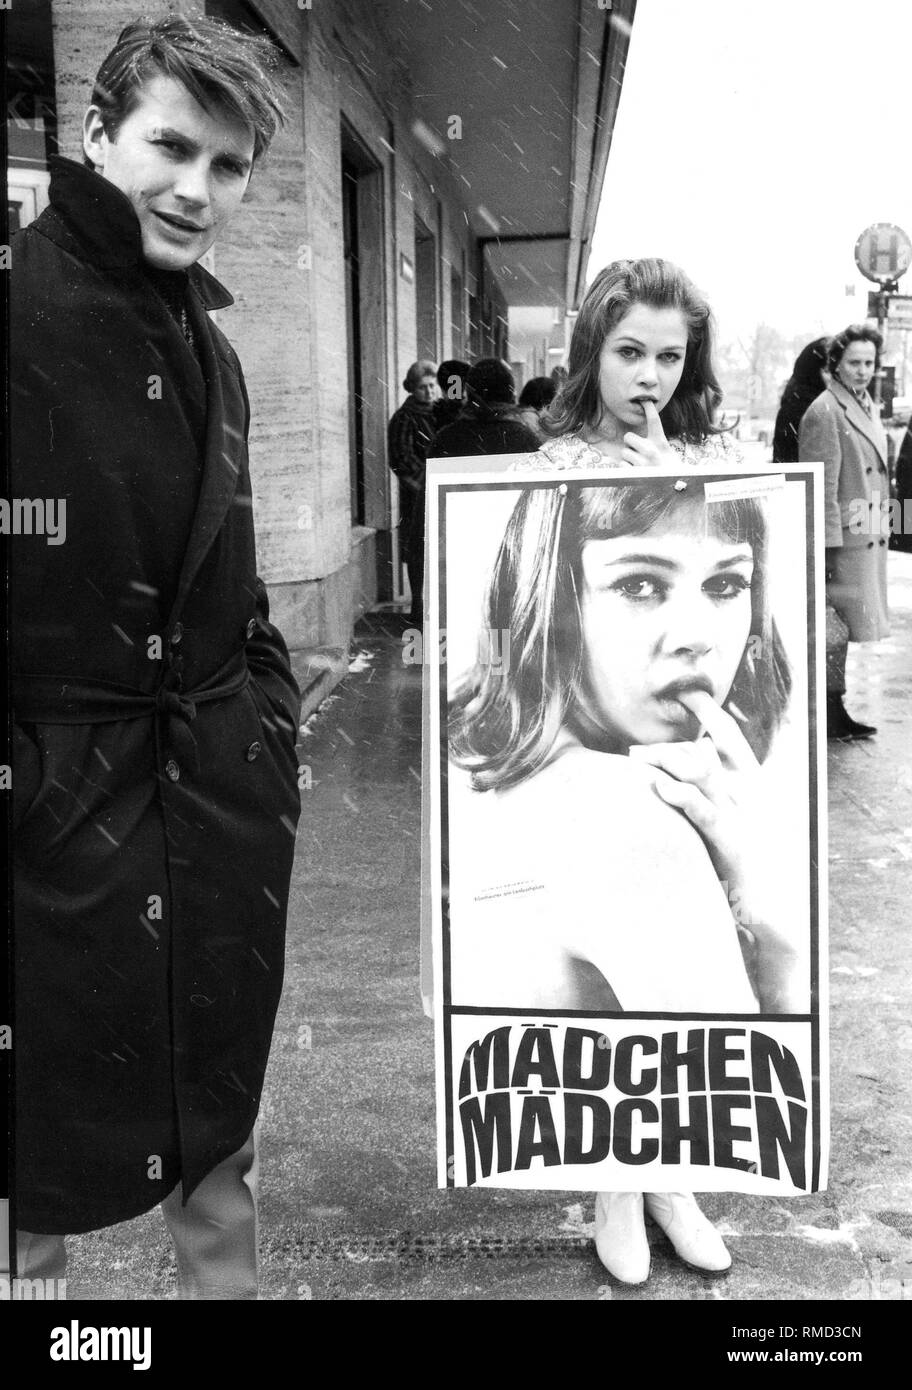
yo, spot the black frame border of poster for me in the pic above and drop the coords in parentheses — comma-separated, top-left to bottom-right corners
(434, 468, 823, 1194)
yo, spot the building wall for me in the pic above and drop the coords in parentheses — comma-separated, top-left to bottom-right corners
(508, 307, 572, 388)
(41, 0, 482, 675)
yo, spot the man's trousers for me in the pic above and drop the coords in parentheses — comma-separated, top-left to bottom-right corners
(6, 1127, 259, 1300)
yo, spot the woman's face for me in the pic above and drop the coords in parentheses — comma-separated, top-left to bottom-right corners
(411, 374, 437, 405)
(596, 303, 689, 434)
(835, 339, 876, 395)
(579, 498, 754, 746)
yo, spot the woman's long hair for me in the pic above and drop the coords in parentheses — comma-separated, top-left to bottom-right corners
(773, 338, 828, 464)
(543, 259, 727, 445)
(449, 481, 793, 791)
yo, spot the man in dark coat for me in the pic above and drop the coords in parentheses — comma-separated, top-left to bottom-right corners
(432, 358, 470, 433)
(893, 422, 912, 553)
(9, 15, 301, 1297)
(430, 358, 541, 458)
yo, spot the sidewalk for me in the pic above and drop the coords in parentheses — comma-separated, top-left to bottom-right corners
(64, 555, 912, 1300)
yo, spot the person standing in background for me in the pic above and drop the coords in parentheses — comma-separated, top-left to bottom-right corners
(387, 360, 438, 623)
(773, 337, 854, 743)
(893, 420, 912, 553)
(516, 375, 558, 440)
(773, 338, 829, 463)
(799, 326, 889, 740)
(433, 358, 470, 433)
(430, 358, 540, 458)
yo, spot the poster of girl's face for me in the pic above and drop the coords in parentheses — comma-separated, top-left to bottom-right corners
(426, 462, 827, 1195)
(578, 498, 756, 747)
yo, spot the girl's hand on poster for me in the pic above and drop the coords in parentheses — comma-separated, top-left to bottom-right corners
(621, 400, 676, 467)
(628, 687, 801, 1011)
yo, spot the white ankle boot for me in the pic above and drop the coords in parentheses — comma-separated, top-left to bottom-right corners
(593, 1192, 650, 1284)
(644, 1192, 731, 1272)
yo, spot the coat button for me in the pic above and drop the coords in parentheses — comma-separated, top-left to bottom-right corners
(246, 618, 257, 639)
(879, 537, 886, 546)
(165, 759, 180, 781)
(246, 741, 261, 761)
(867, 541, 874, 549)
(866, 466, 873, 474)
(170, 622, 183, 645)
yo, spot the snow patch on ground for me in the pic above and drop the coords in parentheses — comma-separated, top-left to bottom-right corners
(348, 648, 376, 674)
(559, 1201, 594, 1237)
(793, 1221, 864, 1252)
(299, 693, 341, 737)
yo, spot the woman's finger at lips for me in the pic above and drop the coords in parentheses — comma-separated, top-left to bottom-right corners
(676, 688, 757, 769)
(641, 399, 668, 442)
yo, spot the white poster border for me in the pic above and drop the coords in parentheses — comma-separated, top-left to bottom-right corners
(426, 459, 829, 1195)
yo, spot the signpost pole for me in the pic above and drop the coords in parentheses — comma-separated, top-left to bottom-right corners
(873, 282, 896, 407)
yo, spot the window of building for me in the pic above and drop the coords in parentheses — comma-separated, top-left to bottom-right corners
(341, 122, 387, 533)
(450, 266, 466, 359)
(7, 0, 55, 232)
(414, 215, 439, 364)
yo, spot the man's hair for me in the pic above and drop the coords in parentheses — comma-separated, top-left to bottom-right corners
(437, 359, 469, 394)
(543, 258, 727, 446)
(87, 11, 287, 166)
(518, 376, 557, 411)
(827, 323, 883, 376)
(449, 480, 792, 790)
(467, 358, 516, 405)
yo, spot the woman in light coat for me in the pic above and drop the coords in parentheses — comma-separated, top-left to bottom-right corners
(799, 325, 889, 739)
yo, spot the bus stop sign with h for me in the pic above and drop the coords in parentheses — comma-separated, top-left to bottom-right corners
(855, 222, 912, 404)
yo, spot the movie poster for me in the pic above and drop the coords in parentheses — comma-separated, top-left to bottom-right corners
(425, 461, 828, 1195)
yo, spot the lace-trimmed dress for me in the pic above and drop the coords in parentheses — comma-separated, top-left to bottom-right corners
(509, 430, 744, 471)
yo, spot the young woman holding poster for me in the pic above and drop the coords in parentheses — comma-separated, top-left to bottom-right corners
(448, 259, 803, 1284)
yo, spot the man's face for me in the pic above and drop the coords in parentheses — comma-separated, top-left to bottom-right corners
(83, 73, 255, 270)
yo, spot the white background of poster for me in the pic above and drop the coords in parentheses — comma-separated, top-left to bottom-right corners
(428, 464, 828, 1194)
(440, 465, 814, 1002)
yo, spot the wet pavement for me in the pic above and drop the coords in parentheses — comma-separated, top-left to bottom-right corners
(61, 554, 912, 1301)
